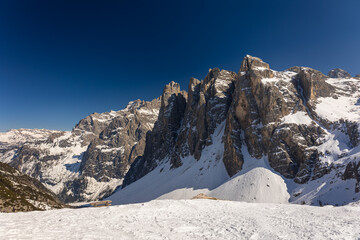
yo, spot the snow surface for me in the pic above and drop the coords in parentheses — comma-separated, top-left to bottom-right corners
(261, 71, 297, 84)
(316, 96, 360, 122)
(209, 145, 289, 203)
(1, 200, 360, 240)
(315, 77, 360, 122)
(281, 111, 313, 125)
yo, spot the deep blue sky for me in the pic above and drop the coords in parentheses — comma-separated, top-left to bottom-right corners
(1, 0, 360, 131)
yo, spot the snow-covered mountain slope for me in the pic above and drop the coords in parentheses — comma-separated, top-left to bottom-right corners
(1, 199, 360, 239)
(109, 122, 289, 205)
(0, 99, 161, 203)
(110, 55, 360, 206)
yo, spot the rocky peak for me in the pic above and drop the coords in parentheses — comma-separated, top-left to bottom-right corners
(328, 68, 352, 79)
(240, 55, 270, 72)
(124, 99, 143, 111)
(163, 81, 181, 94)
(239, 56, 274, 87)
(161, 81, 186, 110)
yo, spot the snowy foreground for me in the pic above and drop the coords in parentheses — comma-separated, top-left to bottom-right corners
(1, 200, 360, 240)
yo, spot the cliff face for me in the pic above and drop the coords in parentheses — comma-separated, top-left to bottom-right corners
(124, 56, 334, 185)
(118, 55, 360, 206)
(123, 82, 187, 186)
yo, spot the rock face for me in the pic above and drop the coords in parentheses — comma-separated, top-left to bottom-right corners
(0, 98, 161, 203)
(0, 162, 64, 212)
(123, 70, 237, 187)
(328, 68, 352, 78)
(120, 55, 360, 206)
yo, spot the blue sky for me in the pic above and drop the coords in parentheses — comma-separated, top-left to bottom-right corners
(1, 0, 360, 131)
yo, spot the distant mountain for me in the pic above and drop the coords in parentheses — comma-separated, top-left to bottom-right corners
(0, 129, 61, 152)
(0, 162, 64, 212)
(0, 99, 160, 203)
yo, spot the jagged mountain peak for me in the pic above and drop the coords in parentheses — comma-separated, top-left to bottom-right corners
(240, 55, 270, 72)
(163, 81, 183, 96)
(160, 81, 187, 113)
(328, 68, 352, 79)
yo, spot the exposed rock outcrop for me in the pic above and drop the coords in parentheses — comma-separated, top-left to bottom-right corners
(296, 67, 334, 101)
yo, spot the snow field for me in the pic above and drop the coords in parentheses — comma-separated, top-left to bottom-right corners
(1, 199, 359, 240)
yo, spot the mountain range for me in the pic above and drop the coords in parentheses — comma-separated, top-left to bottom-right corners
(1, 55, 360, 209)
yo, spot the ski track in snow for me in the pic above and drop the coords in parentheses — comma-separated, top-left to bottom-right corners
(1, 200, 360, 240)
